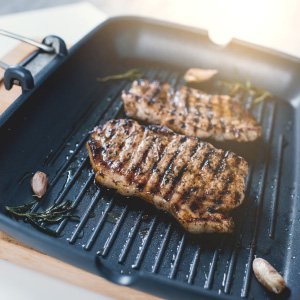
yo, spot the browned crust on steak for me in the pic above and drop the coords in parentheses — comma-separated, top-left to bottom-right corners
(87, 119, 249, 234)
(121, 79, 262, 142)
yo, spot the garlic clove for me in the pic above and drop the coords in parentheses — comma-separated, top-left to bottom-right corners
(184, 68, 218, 83)
(31, 171, 48, 198)
(253, 257, 286, 294)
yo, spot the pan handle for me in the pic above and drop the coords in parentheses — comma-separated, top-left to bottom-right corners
(0, 31, 67, 91)
(2, 65, 34, 91)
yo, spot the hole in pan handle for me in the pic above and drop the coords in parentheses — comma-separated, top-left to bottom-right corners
(95, 256, 139, 286)
(42, 35, 68, 57)
(3, 65, 34, 91)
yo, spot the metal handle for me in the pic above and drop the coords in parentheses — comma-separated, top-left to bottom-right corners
(0, 61, 9, 70)
(0, 29, 55, 53)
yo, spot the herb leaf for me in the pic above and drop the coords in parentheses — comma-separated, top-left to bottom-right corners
(5, 199, 79, 236)
(253, 91, 272, 104)
(97, 69, 145, 82)
(221, 80, 272, 104)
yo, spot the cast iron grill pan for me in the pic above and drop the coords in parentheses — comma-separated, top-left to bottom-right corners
(0, 17, 299, 300)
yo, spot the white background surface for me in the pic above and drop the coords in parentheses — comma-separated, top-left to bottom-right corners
(1, 1, 300, 300)
(1, 0, 300, 59)
(0, 2, 106, 58)
(0, 260, 114, 300)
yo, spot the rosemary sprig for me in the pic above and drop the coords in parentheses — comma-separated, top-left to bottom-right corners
(96, 68, 145, 82)
(5, 199, 79, 236)
(221, 80, 272, 104)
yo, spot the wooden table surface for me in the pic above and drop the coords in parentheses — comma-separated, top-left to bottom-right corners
(0, 42, 34, 114)
(0, 44, 162, 300)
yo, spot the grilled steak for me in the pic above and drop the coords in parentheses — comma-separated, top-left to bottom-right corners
(121, 79, 262, 142)
(87, 119, 249, 234)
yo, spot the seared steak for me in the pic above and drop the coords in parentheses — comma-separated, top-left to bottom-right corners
(87, 119, 249, 234)
(121, 79, 262, 142)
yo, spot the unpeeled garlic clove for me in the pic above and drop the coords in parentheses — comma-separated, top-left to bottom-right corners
(31, 171, 48, 198)
(252, 257, 286, 294)
(184, 68, 218, 83)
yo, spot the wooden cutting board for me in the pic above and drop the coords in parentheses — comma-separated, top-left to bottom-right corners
(0, 44, 162, 300)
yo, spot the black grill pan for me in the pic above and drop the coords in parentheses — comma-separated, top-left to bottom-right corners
(1, 17, 300, 300)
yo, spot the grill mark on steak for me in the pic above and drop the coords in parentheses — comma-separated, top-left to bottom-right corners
(220, 118, 226, 132)
(88, 140, 104, 165)
(235, 191, 242, 204)
(170, 108, 177, 117)
(213, 150, 230, 177)
(222, 171, 234, 192)
(151, 139, 184, 196)
(127, 133, 157, 184)
(110, 124, 140, 173)
(140, 86, 150, 99)
(203, 149, 238, 203)
(112, 141, 126, 172)
(184, 88, 190, 115)
(180, 188, 196, 205)
(164, 143, 200, 201)
(212, 153, 235, 207)
(136, 137, 157, 171)
(141, 143, 169, 192)
(178, 144, 213, 205)
(148, 85, 161, 105)
(180, 115, 187, 129)
(162, 152, 181, 187)
(136, 140, 169, 192)
(206, 95, 213, 131)
(233, 154, 242, 167)
(199, 147, 215, 171)
(190, 148, 233, 211)
(218, 96, 226, 132)
(103, 126, 117, 139)
(90, 123, 127, 170)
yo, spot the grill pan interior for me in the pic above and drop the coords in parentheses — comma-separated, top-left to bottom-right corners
(0, 17, 300, 300)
